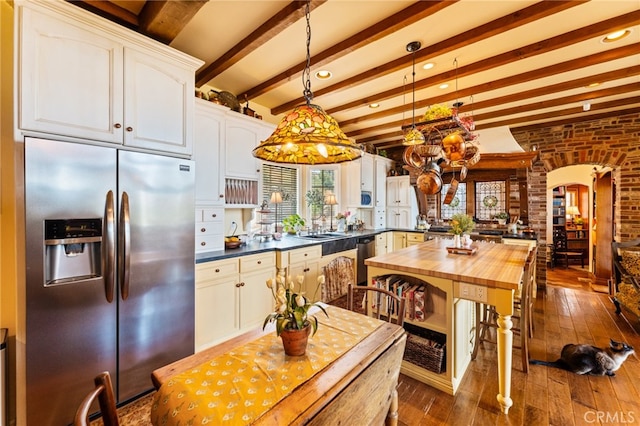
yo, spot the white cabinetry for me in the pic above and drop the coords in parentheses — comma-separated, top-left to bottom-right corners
(225, 116, 274, 180)
(277, 245, 322, 302)
(195, 252, 275, 351)
(195, 208, 224, 253)
(16, 1, 201, 156)
(387, 208, 413, 229)
(342, 152, 375, 208)
(374, 157, 393, 229)
(375, 232, 391, 255)
(386, 176, 417, 229)
(194, 100, 226, 205)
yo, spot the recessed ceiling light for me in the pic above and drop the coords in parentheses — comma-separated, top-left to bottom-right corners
(422, 62, 435, 70)
(586, 82, 600, 88)
(315, 70, 332, 80)
(369, 103, 380, 109)
(439, 83, 449, 90)
(602, 29, 631, 43)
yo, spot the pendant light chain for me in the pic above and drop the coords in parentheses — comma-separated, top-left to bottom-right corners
(411, 49, 417, 127)
(302, 0, 313, 105)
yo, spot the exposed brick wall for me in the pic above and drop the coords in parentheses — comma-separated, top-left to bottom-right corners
(512, 111, 640, 287)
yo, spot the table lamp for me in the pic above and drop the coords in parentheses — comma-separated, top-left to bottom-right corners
(270, 191, 283, 232)
(566, 205, 580, 226)
(325, 194, 338, 231)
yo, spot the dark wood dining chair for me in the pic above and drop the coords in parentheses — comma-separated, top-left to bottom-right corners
(472, 249, 536, 372)
(74, 371, 119, 426)
(347, 283, 406, 326)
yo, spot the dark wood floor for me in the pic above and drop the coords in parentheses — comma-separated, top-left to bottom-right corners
(396, 268, 640, 426)
(109, 266, 640, 426)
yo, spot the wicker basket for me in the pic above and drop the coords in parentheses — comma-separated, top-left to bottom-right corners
(403, 332, 446, 374)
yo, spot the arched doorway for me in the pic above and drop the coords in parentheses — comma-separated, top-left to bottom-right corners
(547, 165, 614, 290)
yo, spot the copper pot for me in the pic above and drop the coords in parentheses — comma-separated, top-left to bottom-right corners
(416, 162, 442, 195)
(442, 132, 466, 162)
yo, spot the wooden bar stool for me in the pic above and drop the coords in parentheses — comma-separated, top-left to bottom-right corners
(472, 249, 536, 372)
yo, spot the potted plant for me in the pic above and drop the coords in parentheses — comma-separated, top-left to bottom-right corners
(282, 214, 305, 235)
(494, 212, 509, 225)
(574, 217, 584, 229)
(448, 213, 475, 248)
(306, 189, 325, 229)
(263, 275, 328, 356)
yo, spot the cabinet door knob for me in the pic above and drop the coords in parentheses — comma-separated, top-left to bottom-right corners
(235, 282, 242, 287)
(201, 242, 206, 246)
(215, 268, 220, 272)
(219, 194, 224, 198)
(211, 213, 217, 218)
(240, 282, 245, 287)
(200, 228, 206, 232)
(304, 253, 308, 257)
(126, 126, 133, 132)
(257, 260, 262, 265)
(114, 123, 122, 129)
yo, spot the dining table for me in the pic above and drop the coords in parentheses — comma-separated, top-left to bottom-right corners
(150, 305, 407, 425)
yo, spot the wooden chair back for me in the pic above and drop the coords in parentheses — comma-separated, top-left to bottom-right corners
(347, 283, 406, 326)
(74, 371, 119, 426)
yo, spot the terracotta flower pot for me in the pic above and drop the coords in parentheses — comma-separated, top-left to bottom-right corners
(280, 324, 311, 356)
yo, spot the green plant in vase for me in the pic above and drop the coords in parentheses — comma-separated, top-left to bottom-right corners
(305, 189, 325, 229)
(282, 214, 305, 235)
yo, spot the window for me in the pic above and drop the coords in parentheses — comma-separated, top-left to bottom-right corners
(309, 169, 336, 218)
(441, 182, 467, 219)
(262, 164, 298, 224)
(475, 180, 506, 220)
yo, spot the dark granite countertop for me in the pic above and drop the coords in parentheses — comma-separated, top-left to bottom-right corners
(195, 227, 536, 264)
(195, 229, 387, 263)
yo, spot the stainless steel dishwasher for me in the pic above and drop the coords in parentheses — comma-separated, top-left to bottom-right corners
(356, 237, 375, 285)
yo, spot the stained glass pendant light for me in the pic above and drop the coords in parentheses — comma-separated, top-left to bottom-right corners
(252, 1, 361, 165)
(403, 41, 425, 146)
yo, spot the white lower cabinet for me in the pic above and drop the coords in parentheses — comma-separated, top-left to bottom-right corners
(195, 252, 275, 351)
(195, 207, 224, 253)
(277, 245, 322, 302)
(387, 207, 413, 229)
(375, 232, 391, 255)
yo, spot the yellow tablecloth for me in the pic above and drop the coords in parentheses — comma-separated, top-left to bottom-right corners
(151, 306, 383, 425)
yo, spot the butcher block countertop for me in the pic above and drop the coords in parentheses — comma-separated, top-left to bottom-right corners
(365, 239, 529, 291)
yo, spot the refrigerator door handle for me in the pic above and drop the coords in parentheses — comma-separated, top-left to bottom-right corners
(119, 191, 131, 300)
(104, 190, 116, 302)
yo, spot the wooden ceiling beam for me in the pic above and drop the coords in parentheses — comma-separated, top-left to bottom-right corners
(272, 1, 585, 115)
(139, 1, 208, 44)
(339, 63, 640, 137)
(326, 11, 640, 117)
(239, 1, 455, 102)
(195, 0, 326, 88)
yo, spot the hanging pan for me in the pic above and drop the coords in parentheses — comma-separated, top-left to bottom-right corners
(443, 177, 459, 205)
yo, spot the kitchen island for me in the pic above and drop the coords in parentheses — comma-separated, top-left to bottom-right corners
(365, 239, 530, 414)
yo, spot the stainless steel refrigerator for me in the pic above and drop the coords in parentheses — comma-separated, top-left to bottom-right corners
(24, 137, 195, 425)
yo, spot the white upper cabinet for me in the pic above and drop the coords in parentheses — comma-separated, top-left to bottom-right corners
(16, 1, 202, 156)
(122, 48, 195, 154)
(224, 115, 274, 180)
(194, 100, 226, 206)
(341, 152, 375, 208)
